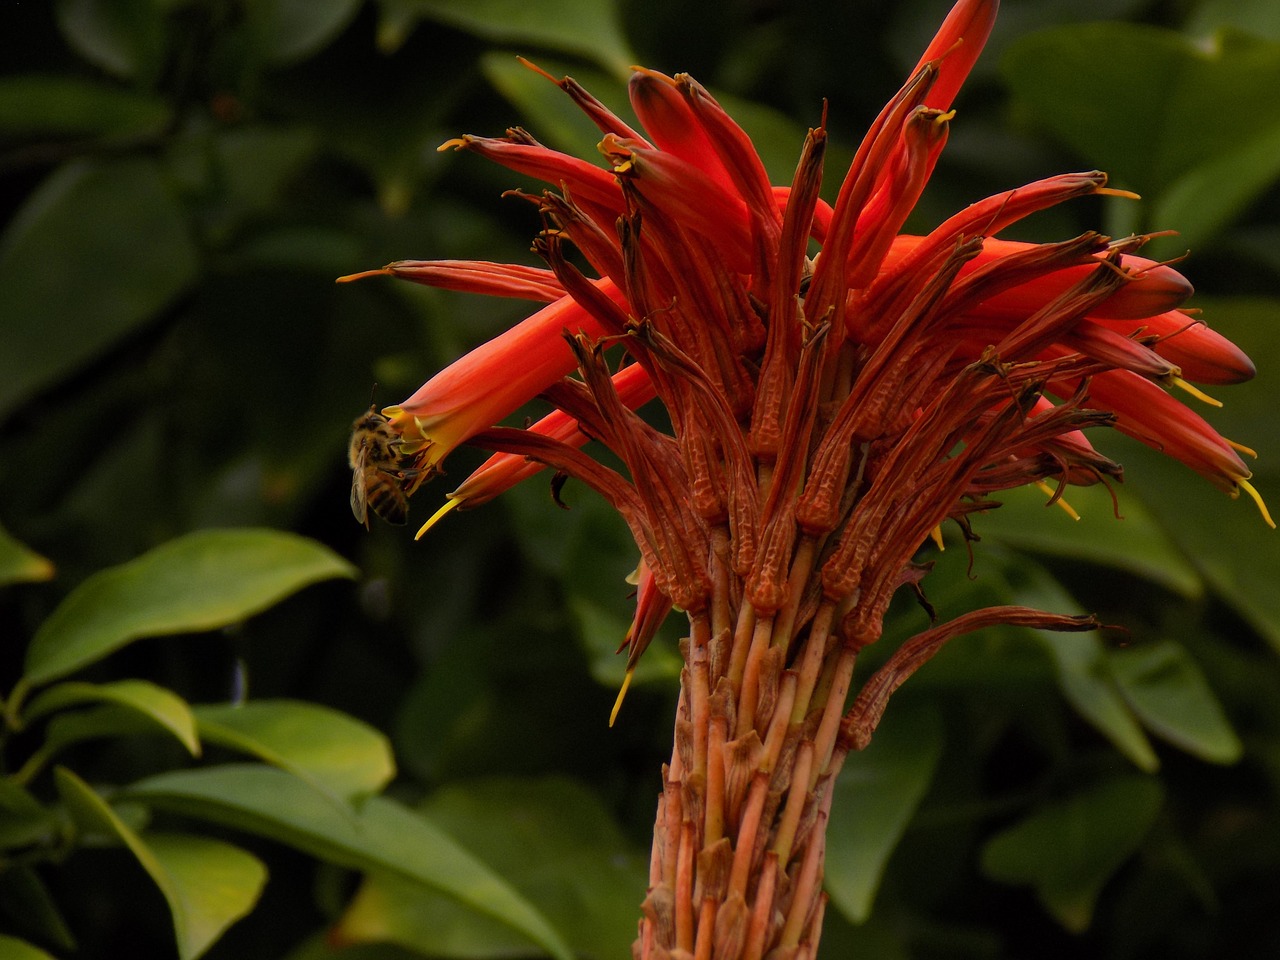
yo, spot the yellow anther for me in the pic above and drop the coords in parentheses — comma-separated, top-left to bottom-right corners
(415, 497, 463, 540)
(1034, 480, 1081, 521)
(928, 525, 945, 551)
(609, 668, 635, 727)
(1238, 479, 1276, 529)
(1171, 376, 1223, 408)
(1228, 439, 1259, 459)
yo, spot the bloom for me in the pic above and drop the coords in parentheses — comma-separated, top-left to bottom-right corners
(343, 0, 1268, 955)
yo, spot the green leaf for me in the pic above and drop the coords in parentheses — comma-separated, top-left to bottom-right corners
(1039, 626, 1156, 774)
(244, 0, 362, 64)
(1109, 640, 1242, 765)
(0, 523, 54, 586)
(0, 75, 170, 141)
(23, 529, 356, 686)
(1119, 444, 1280, 654)
(999, 555, 1159, 772)
(503, 472, 682, 691)
(143, 834, 270, 960)
(825, 702, 944, 924)
(1152, 120, 1280, 253)
(24, 680, 199, 756)
(0, 778, 45, 818)
(0, 780, 59, 850)
(54, 0, 166, 82)
(0, 867, 76, 952)
(194, 700, 395, 802)
(391, 0, 635, 77)
(127, 765, 575, 960)
(337, 872, 538, 958)
(335, 777, 647, 958)
(165, 124, 319, 248)
(54, 767, 267, 960)
(1186, 0, 1280, 44)
(980, 775, 1164, 932)
(1002, 24, 1280, 198)
(881, 546, 1160, 769)
(975, 483, 1203, 599)
(0, 934, 59, 960)
(0, 157, 199, 419)
(43, 704, 185, 758)
(569, 591, 682, 691)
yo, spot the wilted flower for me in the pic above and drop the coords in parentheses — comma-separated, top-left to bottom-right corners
(342, 0, 1269, 954)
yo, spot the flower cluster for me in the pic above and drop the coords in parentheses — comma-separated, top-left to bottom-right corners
(341, 0, 1267, 955)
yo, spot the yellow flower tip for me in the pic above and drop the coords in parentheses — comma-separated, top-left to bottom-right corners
(609, 668, 636, 728)
(1171, 376, 1223, 408)
(335, 268, 392, 284)
(1238, 479, 1276, 529)
(437, 136, 467, 153)
(1228, 439, 1259, 460)
(1034, 480, 1081, 521)
(415, 496, 463, 540)
(928, 525, 945, 551)
(1098, 186, 1142, 201)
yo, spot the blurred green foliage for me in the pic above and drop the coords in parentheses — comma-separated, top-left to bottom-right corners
(1, 0, 1278, 958)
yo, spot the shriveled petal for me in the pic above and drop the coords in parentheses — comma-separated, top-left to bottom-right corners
(339, 259, 566, 302)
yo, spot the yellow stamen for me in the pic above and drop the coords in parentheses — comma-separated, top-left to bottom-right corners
(609, 668, 635, 727)
(415, 497, 463, 540)
(1034, 480, 1081, 521)
(1171, 376, 1223, 408)
(1238, 479, 1276, 529)
(928, 525, 945, 551)
(1228, 439, 1259, 459)
(1097, 186, 1142, 201)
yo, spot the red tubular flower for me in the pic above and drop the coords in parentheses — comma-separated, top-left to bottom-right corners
(376, 275, 631, 478)
(341, 0, 1271, 955)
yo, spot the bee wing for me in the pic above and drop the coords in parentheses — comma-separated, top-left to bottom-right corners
(350, 444, 371, 528)
(351, 475, 370, 527)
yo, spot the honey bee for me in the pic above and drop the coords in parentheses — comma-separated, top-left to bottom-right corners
(348, 406, 413, 528)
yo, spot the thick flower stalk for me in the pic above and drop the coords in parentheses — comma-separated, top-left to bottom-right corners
(341, 1, 1270, 956)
